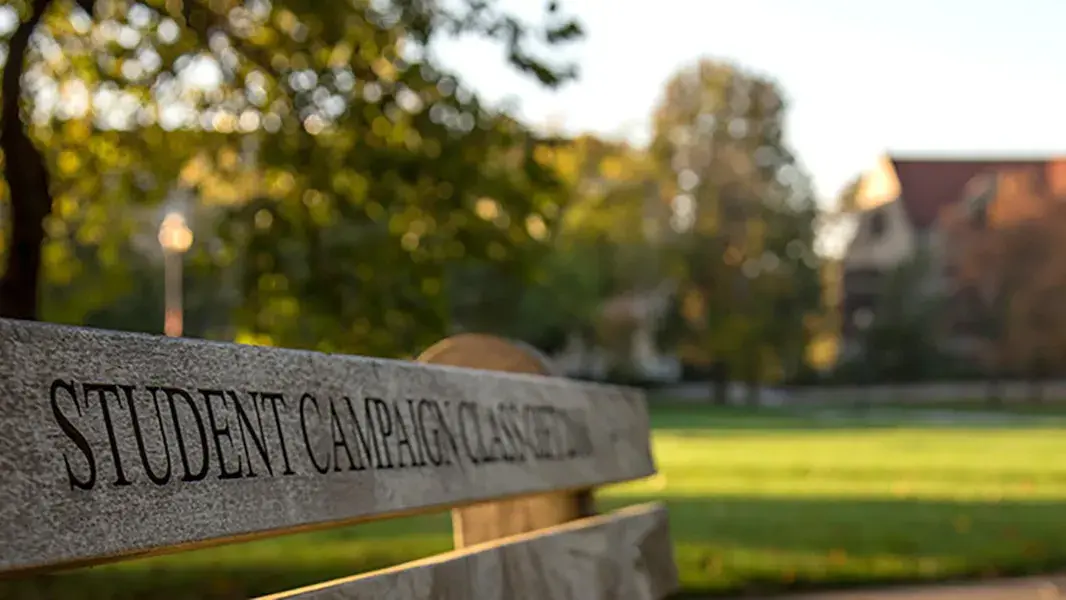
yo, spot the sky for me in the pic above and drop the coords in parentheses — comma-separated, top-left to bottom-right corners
(430, 0, 1066, 207)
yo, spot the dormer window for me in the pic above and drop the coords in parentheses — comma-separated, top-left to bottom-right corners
(868, 210, 887, 239)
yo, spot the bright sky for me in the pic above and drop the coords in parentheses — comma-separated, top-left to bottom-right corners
(431, 0, 1066, 207)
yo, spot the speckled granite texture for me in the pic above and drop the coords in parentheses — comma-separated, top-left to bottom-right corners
(0, 319, 655, 573)
(262, 503, 678, 600)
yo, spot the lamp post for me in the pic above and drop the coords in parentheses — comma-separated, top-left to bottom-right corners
(158, 212, 193, 337)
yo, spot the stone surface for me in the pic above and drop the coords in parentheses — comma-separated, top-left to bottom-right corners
(0, 319, 655, 573)
(259, 502, 677, 600)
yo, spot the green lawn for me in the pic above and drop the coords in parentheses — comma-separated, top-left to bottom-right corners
(6, 404, 1066, 598)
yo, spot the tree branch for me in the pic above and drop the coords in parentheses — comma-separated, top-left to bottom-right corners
(0, 0, 55, 320)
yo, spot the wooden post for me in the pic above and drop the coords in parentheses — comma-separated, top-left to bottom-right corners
(417, 333, 596, 548)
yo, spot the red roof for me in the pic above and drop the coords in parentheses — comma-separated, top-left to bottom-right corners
(890, 157, 1055, 229)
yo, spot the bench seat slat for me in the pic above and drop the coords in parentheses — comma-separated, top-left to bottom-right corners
(0, 319, 655, 574)
(259, 503, 678, 600)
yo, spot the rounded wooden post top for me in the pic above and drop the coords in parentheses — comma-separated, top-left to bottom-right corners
(416, 333, 558, 377)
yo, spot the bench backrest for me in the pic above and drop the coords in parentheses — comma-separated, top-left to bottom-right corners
(0, 319, 677, 599)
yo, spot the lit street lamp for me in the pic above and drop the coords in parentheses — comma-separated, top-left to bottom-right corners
(158, 212, 193, 337)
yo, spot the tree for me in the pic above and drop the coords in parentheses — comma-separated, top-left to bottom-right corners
(1, 0, 584, 359)
(651, 58, 821, 402)
(1, 0, 52, 319)
(940, 167, 1066, 401)
(484, 134, 660, 363)
(853, 249, 943, 382)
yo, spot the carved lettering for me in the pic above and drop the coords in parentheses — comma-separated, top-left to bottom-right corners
(457, 401, 483, 463)
(201, 389, 244, 480)
(125, 385, 172, 485)
(46, 379, 601, 491)
(163, 387, 210, 482)
(83, 383, 133, 487)
(230, 391, 273, 477)
(404, 399, 428, 467)
(391, 402, 418, 468)
(367, 398, 395, 469)
(341, 397, 374, 470)
(416, 399, 444, 466)
(436, 401, 463, 465)
(328, 399, 357, 472)
(261, 393, 295, 476)
(300, 393, 330, 474)
(50, 379, 96, 491)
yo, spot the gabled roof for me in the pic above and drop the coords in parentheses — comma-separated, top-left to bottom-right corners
(889, 156, 1056, 229)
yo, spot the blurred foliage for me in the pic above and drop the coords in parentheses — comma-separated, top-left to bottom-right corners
(838, 251, 946, 383)
(650, 59, 823, 397)
(939, 179, 1066, 393)
(538, 135, 660, 353)
(2, 4, 831, 378)
(1, 0, 582, 356)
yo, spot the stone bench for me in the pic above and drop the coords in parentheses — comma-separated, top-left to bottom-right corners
(0, 319, 678, 599)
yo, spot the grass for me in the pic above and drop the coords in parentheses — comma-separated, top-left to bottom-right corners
(622, 404, 1066, 595)
(6, 403, 1066, 598)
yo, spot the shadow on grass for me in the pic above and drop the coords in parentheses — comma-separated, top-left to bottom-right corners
(601, 495, 1066, 598)
(0, 513, 453, 600)
(5, 496, 1066, 599)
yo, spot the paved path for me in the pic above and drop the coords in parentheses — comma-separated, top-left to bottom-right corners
(759, 575, 1066, 599)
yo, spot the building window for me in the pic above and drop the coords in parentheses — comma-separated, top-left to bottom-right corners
(868, 210, 887, 239)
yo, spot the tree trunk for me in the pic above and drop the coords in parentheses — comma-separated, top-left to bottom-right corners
(0, 0, 54, 321)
